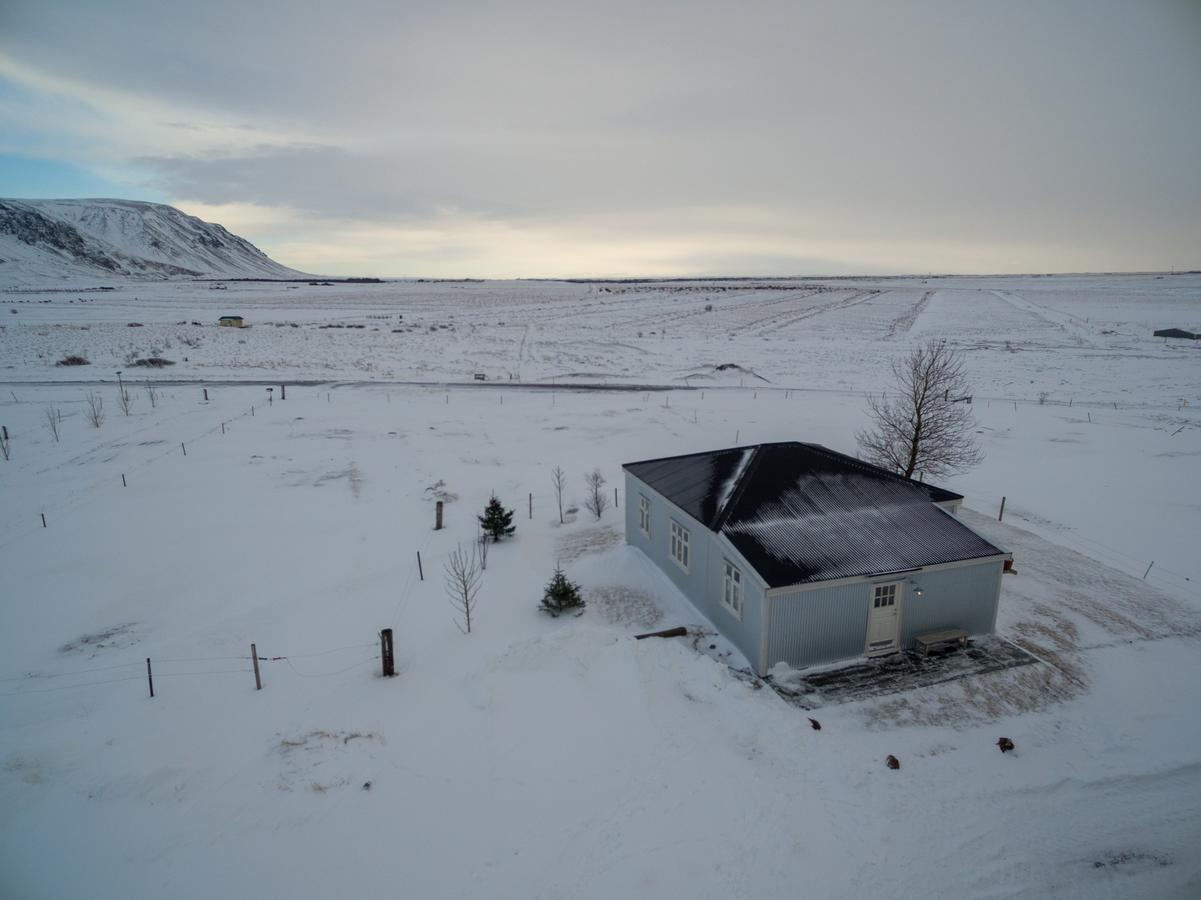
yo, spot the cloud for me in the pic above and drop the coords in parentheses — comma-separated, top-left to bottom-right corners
(2, 0, 1199, 275)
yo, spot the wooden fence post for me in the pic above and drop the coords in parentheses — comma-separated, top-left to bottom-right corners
(251, 643, 262, 690)
(181, 442, 186, 456)
(122, 474, 126, 487)
(280, 384, 286, 400)
(146, 658, 154, 698)
(529, 492, 532, 519)
(417, 551, 424, 581)
(41, 513, 46, 528)
(435, 501, 444, 530)
(203, 388, 209, 401)
(380, 629, 395, 677)
(998, 496, 1006, 522)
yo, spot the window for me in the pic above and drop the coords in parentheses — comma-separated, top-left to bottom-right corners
(722, 560, 743, 618)
(873, 583, 897, 609)
(670, 521, 690, 570)
(638, 495, 651, 537)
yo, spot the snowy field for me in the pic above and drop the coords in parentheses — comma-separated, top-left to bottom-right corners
(1, 274, 1200, 897)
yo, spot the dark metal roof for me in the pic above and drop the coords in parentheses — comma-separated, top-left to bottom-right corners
(625, 442, 1001, 588)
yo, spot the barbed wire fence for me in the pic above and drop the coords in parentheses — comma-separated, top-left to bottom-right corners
(0, 639, 382, 700)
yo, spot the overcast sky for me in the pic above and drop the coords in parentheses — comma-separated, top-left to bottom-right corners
(1, 1, 1198, 277)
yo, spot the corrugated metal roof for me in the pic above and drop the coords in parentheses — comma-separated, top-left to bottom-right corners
(624, 442, 1000, 588)
(622, 446, 756, 528)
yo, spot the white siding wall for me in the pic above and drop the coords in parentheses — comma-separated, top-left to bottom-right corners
(624, 472, 766, 670)
(765, 559, 1004, 671)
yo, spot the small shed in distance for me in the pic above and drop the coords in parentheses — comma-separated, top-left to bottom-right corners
(218, 315, 245, 328)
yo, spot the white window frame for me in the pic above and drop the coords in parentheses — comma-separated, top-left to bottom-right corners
(669, 521, 690, 571)
(872, 583, 898, 610)
(721, 559, 743, 619)
(638, 494, 651, 537)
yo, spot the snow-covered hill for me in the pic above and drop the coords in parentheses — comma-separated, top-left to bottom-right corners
(0, 198, 305, 285)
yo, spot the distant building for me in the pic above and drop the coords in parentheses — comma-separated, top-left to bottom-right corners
(1154, 328, 1199, 340)
(218, 315, 244, 327)
(623, 442, 1009, 674)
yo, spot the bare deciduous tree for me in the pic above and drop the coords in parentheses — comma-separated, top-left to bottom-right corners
(551, 465, 567, 524)
(44, 406, 62, 442)
(856, 339, 983, 479)
(85, 393, 105, 428)
(444, 542, 482, 634)
(584, 468, 609, 519)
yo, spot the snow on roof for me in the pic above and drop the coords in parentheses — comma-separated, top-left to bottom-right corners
(624, 442, 1000, 588)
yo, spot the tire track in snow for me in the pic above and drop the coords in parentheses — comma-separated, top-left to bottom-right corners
(884, 290, 934, 339)
(745, 289, 879, 336)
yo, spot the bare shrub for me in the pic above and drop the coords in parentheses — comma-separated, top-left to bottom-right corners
(0, 429, 9, 461)
(118, 387, 132, 416)
(55, 355, 89, 367)
(444, 543, 482, 634)
(145, 381, 159, 409)
(44, 406, 62, 442)
(477, 526, 490, 571)
(583, 468, 609, 519)
(856, 340, 983, 479)
(551, 465, 566, 524)
(85, 392, 104, 428)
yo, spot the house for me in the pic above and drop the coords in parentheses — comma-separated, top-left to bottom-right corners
(623, 442, 1008, 675)
(1153, 328, 1199, 340)
(218, 315, 244, 327)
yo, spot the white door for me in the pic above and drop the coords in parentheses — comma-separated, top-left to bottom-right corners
(866, 583, 901, 656)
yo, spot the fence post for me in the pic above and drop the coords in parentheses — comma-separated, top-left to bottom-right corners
(380, 629, 395, 677)
(417, 551, 424, 581)
(203, 388, 209, 402)
(181, 442, 186, 456)
(146, 658, 154, 698)
(529, 492, 532, 519)
(435, 501, 444, 530)
(41, 513, 46, 528)
(122, 474, 126, 487)
(280, 384, 286, 401)
(998, 496, 1006, 522)
(1143, 561, 1154, 580)
(251, 642, 262, 690)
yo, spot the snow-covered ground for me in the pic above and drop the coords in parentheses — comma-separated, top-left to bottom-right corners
(1, 275, 1200, 897)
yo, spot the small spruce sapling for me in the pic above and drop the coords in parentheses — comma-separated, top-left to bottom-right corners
(478, 493, 516, 542)
(539, 565, 585, 617)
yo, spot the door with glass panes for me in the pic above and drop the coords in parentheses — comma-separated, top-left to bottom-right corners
(866, 582, 901, 655)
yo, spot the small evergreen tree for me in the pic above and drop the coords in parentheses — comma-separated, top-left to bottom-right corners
(478, 493, 516, 541)
(540, 565, 585, 617)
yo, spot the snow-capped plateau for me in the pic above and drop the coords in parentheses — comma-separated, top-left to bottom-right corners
(0, 198, 305, 285)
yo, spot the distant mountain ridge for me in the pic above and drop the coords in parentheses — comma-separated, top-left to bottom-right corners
(0, 198, 305, 285)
